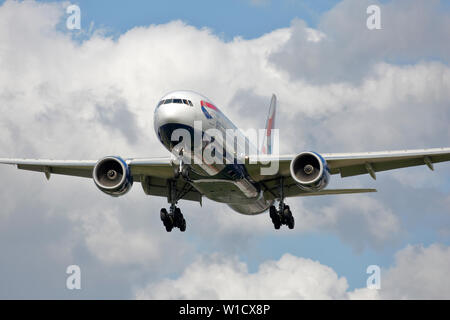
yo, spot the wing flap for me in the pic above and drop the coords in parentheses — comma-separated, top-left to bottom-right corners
(293, 188, 377, 197)
(141, 176, 202, 203)
(260, 175, 377, 200)
(17, 164, 93, 178)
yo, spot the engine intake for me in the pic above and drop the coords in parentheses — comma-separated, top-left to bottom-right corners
(93, 156, 133, 197)
(290, 152, 329, 191)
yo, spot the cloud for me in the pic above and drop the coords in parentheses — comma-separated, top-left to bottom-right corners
(270, 0, 450, 84)
(137, 243, 450, 299)
(136, 253, 350, 299)
(378, 243, 450, 299)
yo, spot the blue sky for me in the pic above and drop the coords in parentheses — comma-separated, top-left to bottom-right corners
(38, 0, 341, 39)
(0, 0, 449, 299)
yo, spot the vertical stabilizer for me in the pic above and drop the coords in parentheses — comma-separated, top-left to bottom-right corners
(261, 94, 276, 155)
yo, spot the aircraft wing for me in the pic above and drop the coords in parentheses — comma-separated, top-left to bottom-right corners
(249, 147, 450, 179)
(246, 147, 450, 199)
(322, 147, 450, 178)
(0, 157, 202, 203)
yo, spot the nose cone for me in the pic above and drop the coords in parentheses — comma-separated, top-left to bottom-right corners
(154, 103, 196, 151)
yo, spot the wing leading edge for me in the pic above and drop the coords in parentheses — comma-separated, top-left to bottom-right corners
(0, 157, 176, 180)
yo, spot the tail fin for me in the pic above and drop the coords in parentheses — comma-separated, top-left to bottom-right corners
(261, 94, 277, 155)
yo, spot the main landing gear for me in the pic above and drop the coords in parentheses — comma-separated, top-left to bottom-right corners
(160, 165, 189, 232)
(269, 176, 295, 230)
(269, 202, 294, 230)
(160, 204, 186, 232)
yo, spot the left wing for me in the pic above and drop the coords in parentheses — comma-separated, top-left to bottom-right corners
(324, 147, 450, 179)
(246, 147, 450, 199)
(247, 147, 450, 180)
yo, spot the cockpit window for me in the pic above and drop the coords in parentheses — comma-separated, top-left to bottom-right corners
(157, 98, 194, 107)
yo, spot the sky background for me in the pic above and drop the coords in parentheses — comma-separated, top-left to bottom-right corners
(0, 0, 449, 299)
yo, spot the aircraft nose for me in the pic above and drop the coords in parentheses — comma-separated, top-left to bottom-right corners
(154, 102, 193, 127)
(154, 102, 196, 149)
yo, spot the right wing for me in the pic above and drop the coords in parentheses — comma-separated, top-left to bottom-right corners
(0, 157, 202, 203)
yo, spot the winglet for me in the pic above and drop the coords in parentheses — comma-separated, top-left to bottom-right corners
(261, 94, 277, 155)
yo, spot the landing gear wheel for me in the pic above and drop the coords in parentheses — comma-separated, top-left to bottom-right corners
(160, 208, 169, 223)
(180, 218, 186, 232)
(269, 205, 281, 229)
(161, 206, 186, 232)
(283, 206, 295, 229)
(174, 207, 182, 225)
(287, 213, 295, 229)
(160, 208, 174, 232)
(269, 203, 295, 230)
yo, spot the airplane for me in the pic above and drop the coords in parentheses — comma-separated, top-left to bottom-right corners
(1, 90, 450, 232)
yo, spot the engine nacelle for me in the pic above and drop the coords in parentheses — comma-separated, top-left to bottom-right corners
(290, 152, 330, 192)
(93, 156, 133, 197)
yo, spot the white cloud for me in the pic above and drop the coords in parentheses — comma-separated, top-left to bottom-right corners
(270, 0, 450, 84)
(137, 243, 450, 299)
(136, 253, 350, 299)
(378, 243, 450, 299)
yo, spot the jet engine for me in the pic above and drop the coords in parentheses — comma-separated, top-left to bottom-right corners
(289, 152, 330, 191)
(93, 156, 133, 197)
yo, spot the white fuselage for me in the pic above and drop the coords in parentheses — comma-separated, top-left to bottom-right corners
(153, 90, 272, 214)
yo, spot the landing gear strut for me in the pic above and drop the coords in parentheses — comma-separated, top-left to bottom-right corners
(269, 177, 295, 230)
(160, 179, 187, 232)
